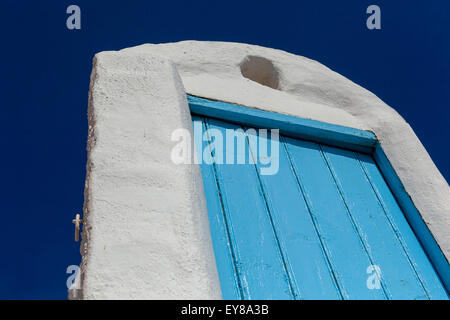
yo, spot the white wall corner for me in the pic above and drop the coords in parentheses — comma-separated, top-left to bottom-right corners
(79, 50, 221, 299)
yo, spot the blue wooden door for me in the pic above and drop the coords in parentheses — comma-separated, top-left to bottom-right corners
(192, 115, 448, 300)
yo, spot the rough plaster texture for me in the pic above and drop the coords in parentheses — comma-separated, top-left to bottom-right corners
(80, 53, 221, 299)
(80, 41, 449, 299)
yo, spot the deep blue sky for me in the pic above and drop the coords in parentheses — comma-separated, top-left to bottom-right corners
(0, 1, 448, 299)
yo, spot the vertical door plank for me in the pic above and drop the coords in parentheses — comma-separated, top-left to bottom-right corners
(356, 152, 448, 299)
(284, 137, 386, 299)
(248, 130, 341, 299)
(192, 116, 242, 299)
(321, 145, 429, 299)
(206, 118, 293, 299)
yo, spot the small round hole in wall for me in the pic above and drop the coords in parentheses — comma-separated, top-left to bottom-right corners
(240, 55, 280, 90)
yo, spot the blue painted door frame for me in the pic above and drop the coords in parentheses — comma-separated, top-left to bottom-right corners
(188, 95, 450, 299)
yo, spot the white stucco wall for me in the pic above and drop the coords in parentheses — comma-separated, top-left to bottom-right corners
(80, 52, 221, 299)
(79, 41, 450, 299)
